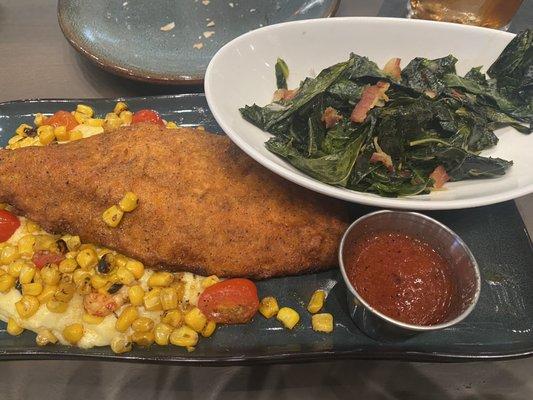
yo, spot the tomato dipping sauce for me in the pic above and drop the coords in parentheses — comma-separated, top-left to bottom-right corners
(345, 231, 456, 326)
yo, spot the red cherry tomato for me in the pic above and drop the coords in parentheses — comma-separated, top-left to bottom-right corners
(0, 210, 20, 242)
(198, 278, 259, 324)
(44, 110, 79, 131)
(32, 251, 65, 269)
(132, 109, 165, 126)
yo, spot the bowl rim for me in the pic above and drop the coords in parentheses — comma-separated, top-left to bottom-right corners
(338, 209, 481, 331)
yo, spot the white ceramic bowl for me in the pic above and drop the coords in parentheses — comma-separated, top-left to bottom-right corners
(205, 17, 532, 210)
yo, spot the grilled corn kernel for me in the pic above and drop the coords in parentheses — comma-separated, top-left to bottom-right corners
(34, 234, 56, 251)
(1, 245, 20, 264)
(54, 125, 69, 141)
(116, 306, 138, 332)
(0, 274, 16, 292)
(15, 295, 40, 319)
(76, 104, 94, 117)
(34, 113, 45, 127)
(104, 116, 122, 131)
(40, 265, 61, 285)
(311, 313, 334, 333)
(118, 192, 138, 212)
(166, 121, 179, 129)
(162, 309, 182, 327)
(7, 317, 24, 336)
(277, 307, 300, 330)
(307, 290, 326, 314)
(132, 317, 154, 333)
(154, 322, 173, 345)
(201, 321, 216, 338)
(55, 280, 76, 302)
(22, 282, 43, 296)
(46, 298, 68, 313)
(111, 335, 132, 354)
(201, 275, 219, 288)
(170, 326, 198, 347)
(113, 254, 128, 269)
(16, 124, 32, 136)
(36, 329, 58, 346)
(63, 323, 84, 344)
(90, 274, 108, 289)
(69, 130, 83, 141)
(128, 285, 144, 306)
(160, 287, 178, 310)
(125, 260, 144, 279)
(8, 260, 26, 277)
(119, 111, 133, 125)
(114, 101, 128, 114)
(143, 289, 162, 311)
(37, 125, 55, 145)
(59, 258, 78, 273)
(19, 264, 36, 284)
(17, 234, 36, 255)
(83, 313, 104, 324)
(37, 285, 57, 303)
(259, 297, 279, 319)
(25, 221, 40, 233)
(76, 247, 98, 269)
(131, 330, 155, 346)
(85, 118, 104, 127)
(184, 307, 207, 332)
(61, 235, 81, 251)
(116, 266, 135, 285)
(148, 272, 174, 288)
(102, 206, 124, 228)
(33, 270, 42, 284)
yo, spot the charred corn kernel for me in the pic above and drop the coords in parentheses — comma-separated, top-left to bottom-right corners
(18, 264, 36, 284)
(61, 235, 81, 251)
(201, 275, 219, 288)
(37, 285, 57, 303)
(41, 265, 60, 285)
(125, 260, 144, 279)
(82, 313, 104, 324)
(132, 317, 154, 333)
(76, 104, 94, 117)
(307, 290, 326, 314)
(201, 321, 216, 338)
(73, 269, 91, 285)
(1, 245, 20, 264)
(8, 260, 25, 277)
(166, 121, 179, 129)
(102, 205, 123, 228)
(33, 270, 42, 284)
(85, 118, 104, 127)
(116, 266, 135, 285)
(8, 135, 24, 146)
(22, 282, 43, 296)
(16, 123, 32, 136)
(7, 317, 24, 336)
(277, 307, 300, 330)
(37, 125, 55, 145)
(46, 298, 69, 313)
(170, 326, 198, 347)
(104, 114, 122, 131)
(90, 274, 108, 289)
(114, 101, 128, 114)
(55, 280, 76, 302)
(259, 296, 279, 319)
(111, 335, 132, 354)
(119, 111, 133, 125)
(0, 274, 16, 292)
(162, 309, 182, 327)
(184, 307, 207, 332)
(311, 313, 334, 333)
(76, 247, 98, 269)
(15, 295, 40, 319)
(154, 322, 173, 345)
(160, 287, 178, 310)
(131, 330, 155, 346)
(148, 272, 174, 287)
(17, 234, 35, 255)
(36, 329, 58, 346)
(128, 285, 144, 306)
(59, 258, 78, 273)
(113, 254, 128, 269)
(115, 306, 138, 332)
(143, 289, 162, 311)
(69, 130, 83, 141)
(34, 234, 56, 251)
(54, 125, 69, 141)
(118, 192, 138, 212)
(25, 221, 40, 233)
(63, 323, 84, 344)
(171, 281, 185, 302)
(34, 113, 45, 127)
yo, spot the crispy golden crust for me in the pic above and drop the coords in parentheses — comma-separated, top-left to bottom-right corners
(0, 124, 349, 279)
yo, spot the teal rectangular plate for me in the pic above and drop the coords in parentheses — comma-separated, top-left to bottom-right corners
(0, 94, 532, 364)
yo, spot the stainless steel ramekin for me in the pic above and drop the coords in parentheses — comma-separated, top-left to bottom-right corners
(339, 210, 481, 341)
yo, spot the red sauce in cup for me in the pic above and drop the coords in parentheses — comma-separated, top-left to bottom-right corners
(345, 231, 455, 326)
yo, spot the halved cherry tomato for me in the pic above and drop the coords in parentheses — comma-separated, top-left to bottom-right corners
(132, 109, 165, 126)
(32, 251, 65, 269)
(198, 278, 259, 324)
(44, 110, 78, 131)
(0, 210, 20, 242)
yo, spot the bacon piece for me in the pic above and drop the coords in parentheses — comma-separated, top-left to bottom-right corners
(429, 165, 450, 189)
(321, 107, 342, 128)
(370, 151, 393, 171)
(383, 57, 401, 80)
(272, 89, 298, 102)
(350, 81, 390, 123)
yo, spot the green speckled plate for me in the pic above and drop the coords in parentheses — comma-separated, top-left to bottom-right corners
(57, 0, 339, 85)
(0, 94, 533, 364)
